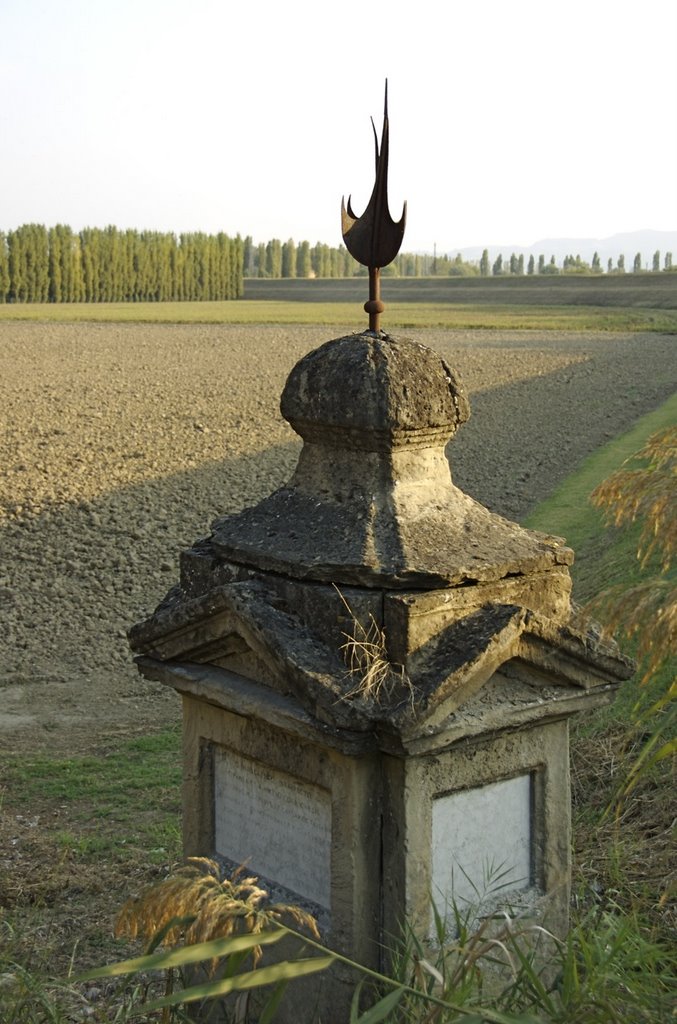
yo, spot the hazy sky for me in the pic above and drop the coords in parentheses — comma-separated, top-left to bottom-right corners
(1, 0, 675, 253)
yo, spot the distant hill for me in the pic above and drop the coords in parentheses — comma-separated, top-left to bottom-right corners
(446, 230, 677, 269)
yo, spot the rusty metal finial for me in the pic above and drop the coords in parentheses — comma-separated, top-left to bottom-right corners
(341, 80, 407, 334)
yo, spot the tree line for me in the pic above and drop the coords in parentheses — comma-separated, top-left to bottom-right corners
(478, 248, 674, 277)
(243, 237, 486, 279)
(243, 236, 359, 279)
(245, 237, 676, 279)
(1, 225, 674, 303)
(0, 225, 244, 303)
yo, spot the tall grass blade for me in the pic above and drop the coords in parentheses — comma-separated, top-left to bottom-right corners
(258, 980, 289, 1024)
(76, 928, 286, 981)
(351, 985, 406, 1023)
(350, 979, 367, 1022)
(140, 955, 335, 1012)
(503, 932, 556, 1015)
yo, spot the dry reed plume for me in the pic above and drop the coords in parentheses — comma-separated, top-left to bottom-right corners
(116, 857, 319, 971)
(588, 426, 676, 685)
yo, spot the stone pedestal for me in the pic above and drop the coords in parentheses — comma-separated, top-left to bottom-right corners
(129, 332, 633, 1021)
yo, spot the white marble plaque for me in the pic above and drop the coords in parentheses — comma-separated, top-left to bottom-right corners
(432, 774, 532, 917)
(214, 748, 332, 909)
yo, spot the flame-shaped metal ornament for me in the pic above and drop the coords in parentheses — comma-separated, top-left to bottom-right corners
(341, 81, 407, 333)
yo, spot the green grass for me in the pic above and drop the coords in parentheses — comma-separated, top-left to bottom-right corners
(6, 728, 180, 805)
(524, 392, 677, 598)
(0, 726, 184, 1019)
(525, 392, 676, 714)
(0, 298, 676, 331)
(1, 726, 182, 866)
(7, 729, 180, 803)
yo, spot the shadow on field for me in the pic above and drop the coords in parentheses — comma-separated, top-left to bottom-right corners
(0, 446, 302, 751)
(1, 330, 675, 752)
(449, 332, 676, 520)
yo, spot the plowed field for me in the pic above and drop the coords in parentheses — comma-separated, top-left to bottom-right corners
(1, 323, 675, 754)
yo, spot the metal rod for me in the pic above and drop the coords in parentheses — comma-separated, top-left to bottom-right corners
(365, 267, 384, 333)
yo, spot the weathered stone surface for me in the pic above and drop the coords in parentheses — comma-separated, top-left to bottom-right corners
(384, 568, 573, 665)
(211, 480, 573, 588)
(129, 577, 633, 740)
(129, 580, 371, 730)
(280, 332, 470, 448)
(379, 718, 574, 950)
(137, 658, 374, 755)
(210, 332, 572, 587)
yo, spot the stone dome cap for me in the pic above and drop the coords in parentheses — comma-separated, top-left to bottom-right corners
(280, 332, 470, 451)
(211, 332, 572, 589)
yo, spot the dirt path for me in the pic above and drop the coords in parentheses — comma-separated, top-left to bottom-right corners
(1, 323, 675, 755)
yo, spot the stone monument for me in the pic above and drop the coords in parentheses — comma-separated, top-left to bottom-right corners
(128, 90, 633, 1020)
(128, 330, 632, 1016)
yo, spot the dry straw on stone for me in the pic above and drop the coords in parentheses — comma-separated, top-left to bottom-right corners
(335, 587, 415, 708)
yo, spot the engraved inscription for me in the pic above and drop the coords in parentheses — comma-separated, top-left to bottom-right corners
(214, 748, 332, 909)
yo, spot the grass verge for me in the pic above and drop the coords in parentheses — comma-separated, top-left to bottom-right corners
(523, 392, 677, 717)
(0, 299, 676, 332)
(0, 726, 182, 984)
(524, 391, 677, 597)
(525, 394, 676, 939)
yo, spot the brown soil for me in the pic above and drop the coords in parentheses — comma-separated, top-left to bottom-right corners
(0, 323, 675, 757)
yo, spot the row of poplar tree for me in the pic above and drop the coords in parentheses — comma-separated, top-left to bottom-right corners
(244, 237, 466, 279)
(2, 225, 674, 302)
(244, 236, 356, 279)
(0, 226, 369, 302)
(480, 249, 674, 276)
(245, 238, 676, 279)
(0, 224, 244, 303)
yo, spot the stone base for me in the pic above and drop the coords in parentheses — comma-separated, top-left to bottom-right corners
(136, 659, 586, 1022)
